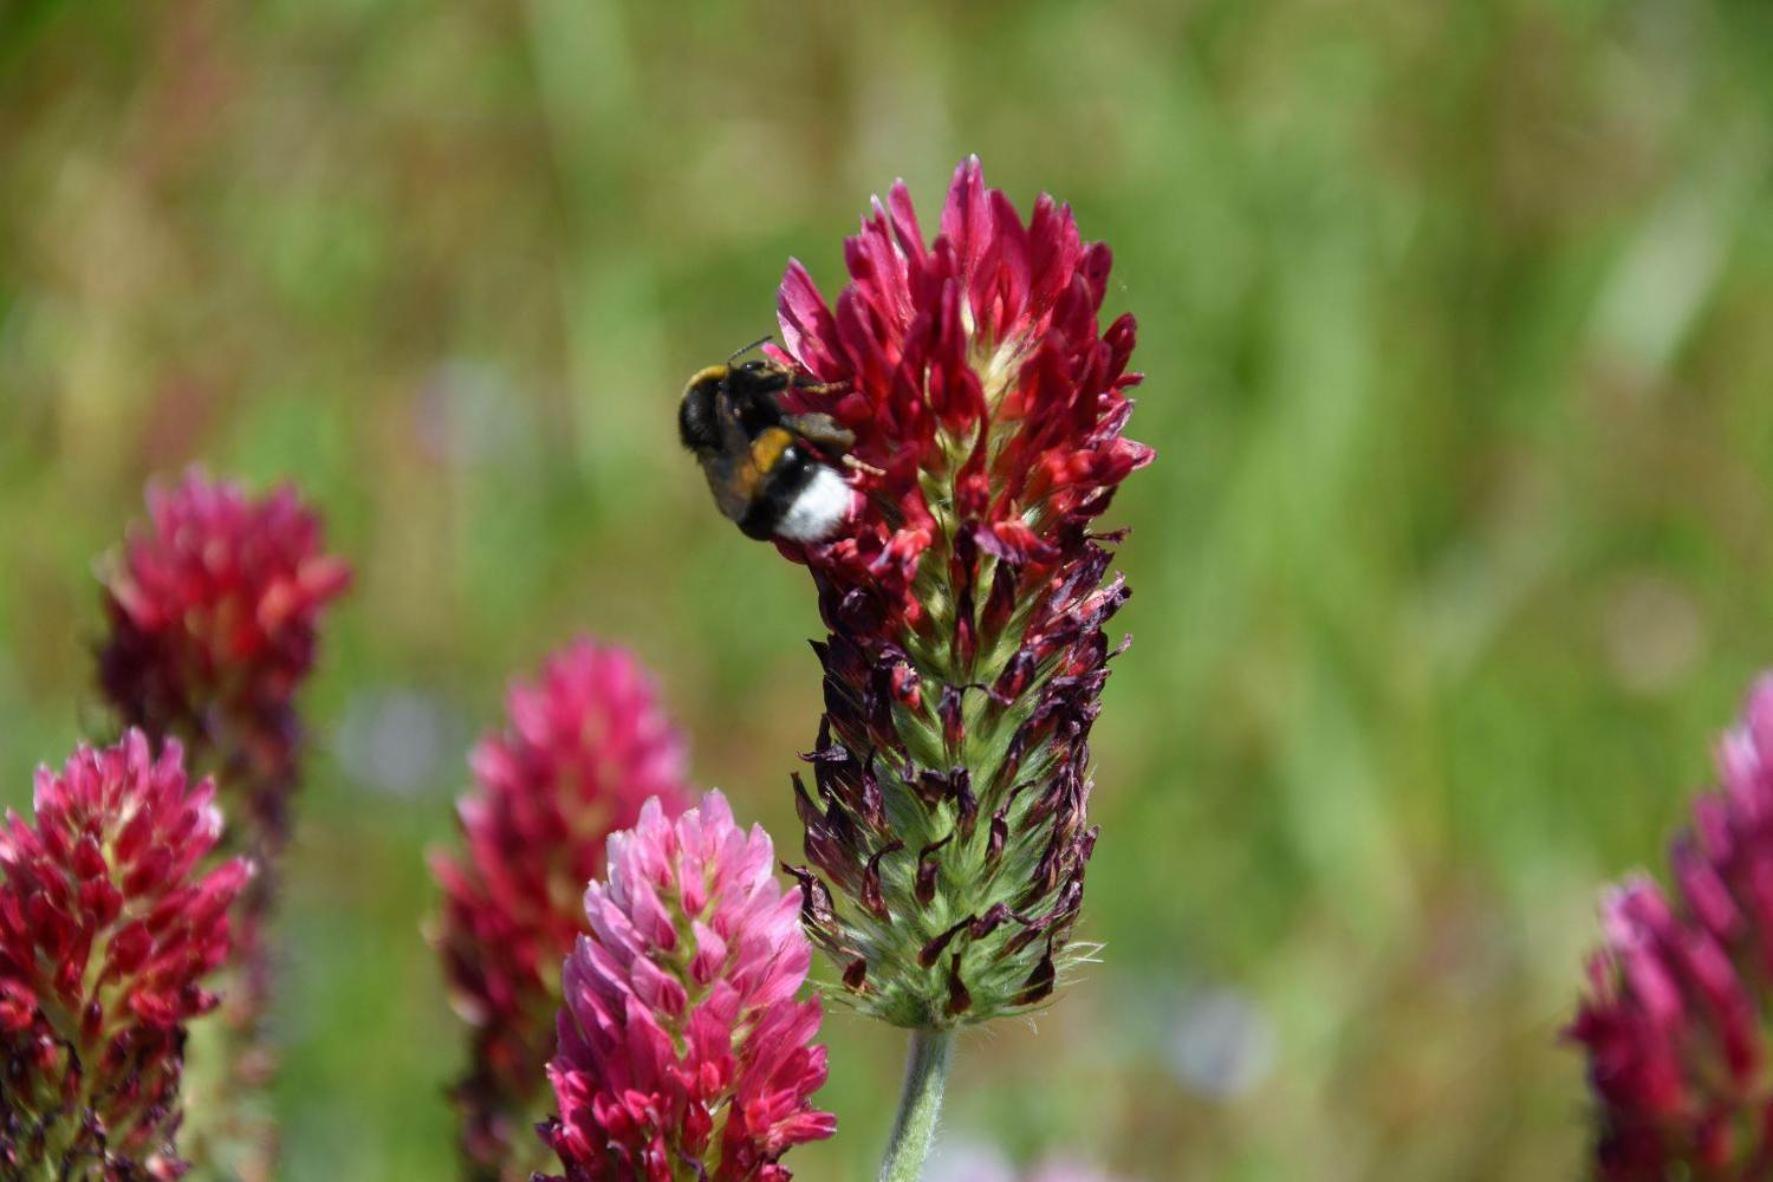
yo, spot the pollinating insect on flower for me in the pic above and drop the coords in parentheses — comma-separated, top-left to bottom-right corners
(537, 791, 834, 1181)
(432, 639, 691, 1180)
(0, 730, 250, 1178)
(1569, 675, 1773, 1178)
(678, 156, 1149, 1179)
(678, 348, 861, 543)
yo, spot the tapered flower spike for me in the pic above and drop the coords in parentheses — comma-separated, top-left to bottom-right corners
(96, 469, 350, 1176)
(1569, 674, 1773, 1178)
(432, 640, 691, 1180)
(538, 791, 835, 1181)
(765, 157, 1150, 1029)
(0, 730, 250, 1179)
(98, 468, 352, 853)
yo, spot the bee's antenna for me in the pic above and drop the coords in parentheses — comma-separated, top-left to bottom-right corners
(727, 334, 774, 364)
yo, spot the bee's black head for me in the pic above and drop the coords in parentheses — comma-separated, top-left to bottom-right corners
(726, 358, 792, 398)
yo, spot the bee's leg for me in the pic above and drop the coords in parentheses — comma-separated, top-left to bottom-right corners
(843, 455, 886, 478)
(789, 373, 853, 397)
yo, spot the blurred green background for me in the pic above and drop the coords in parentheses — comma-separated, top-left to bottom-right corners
(2, 0, 1772, 1177)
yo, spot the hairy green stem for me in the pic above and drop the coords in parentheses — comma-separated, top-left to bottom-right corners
(878, 1028, 955, 1182)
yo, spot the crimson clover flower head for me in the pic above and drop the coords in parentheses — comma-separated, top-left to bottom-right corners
(432, 639, 691, 1177)
(1569, 675, 1773, 1178)
(98, 469, 351, 847)
(776, 155, 1149, 634)
(0, 730, 251, 1178)
(539, 790, 834, 1182)
(767, 158, 1149, 1027)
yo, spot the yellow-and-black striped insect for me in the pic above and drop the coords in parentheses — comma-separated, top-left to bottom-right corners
(677, 344, 857, 542)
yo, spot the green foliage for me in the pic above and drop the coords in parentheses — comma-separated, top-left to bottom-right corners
(0, 0, 1770, 1178)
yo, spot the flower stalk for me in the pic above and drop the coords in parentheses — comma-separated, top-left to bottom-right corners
(878, 1028, 954, 1182)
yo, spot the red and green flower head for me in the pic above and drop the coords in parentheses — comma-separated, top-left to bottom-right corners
(767, 158, 1151, 1027)
(98, 469, 351, 851)
(1570, 675, 1773, 1178)
(0, 731, 250, 1178)
(432, 640, 691, 1179)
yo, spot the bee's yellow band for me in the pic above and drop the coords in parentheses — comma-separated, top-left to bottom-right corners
(686, 364, 730, 391)
(750, 427, 793, 475)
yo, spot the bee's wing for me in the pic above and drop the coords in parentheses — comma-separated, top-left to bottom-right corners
(701, 390, 766, 524)
(781, 411, 854, 452)
(701, 448, 760, 525)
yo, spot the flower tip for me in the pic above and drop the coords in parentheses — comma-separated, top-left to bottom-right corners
(638, 792, 672, 826)
(121, 725, 153, 762)
(195, 799, 225, 843)
(300, 554, 355, 601)
(695, 787, 732, 823)
(1737, 675, 1773, 747)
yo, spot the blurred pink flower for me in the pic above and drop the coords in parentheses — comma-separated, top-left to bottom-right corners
(1570, 675, 1773, 1177)
(925, 1140, 1126, 1182)
(432, 640, 691, 1178)
(98, 469, 351, 847)
(770, 157, 1149, 1027)
(0, 731, 250, 1177)
(539, 791, 835, 1181)
(1025, 1157, 1124, 1182)
(95, 471, 345, 1178)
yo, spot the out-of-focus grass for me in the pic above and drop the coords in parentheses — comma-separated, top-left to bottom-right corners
(2, 0, 1772, 1178)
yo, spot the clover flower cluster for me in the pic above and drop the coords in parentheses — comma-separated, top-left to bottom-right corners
(539, 792, 835, 1181)
(0, 732, 249, 1178)
(769, 158, 1150, 1026)
(95, 470, 350, 1176)
(433, 640, 690, 1178)
(98, 469, 351, 853)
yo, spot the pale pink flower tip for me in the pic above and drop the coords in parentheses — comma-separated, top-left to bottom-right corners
(540, 790, 835, 1182)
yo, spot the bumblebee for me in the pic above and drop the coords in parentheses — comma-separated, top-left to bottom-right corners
(678, 350, 857, 542)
